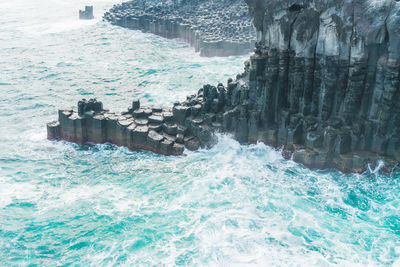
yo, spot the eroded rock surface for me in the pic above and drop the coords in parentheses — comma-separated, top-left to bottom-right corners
(47, 98, 214, 156)
(48, 0, 400, 173)
(103, 0, 256, 57)
(241, 0, 400, 172)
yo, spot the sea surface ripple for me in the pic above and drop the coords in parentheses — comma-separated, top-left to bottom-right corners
(0, 0, 399, 266)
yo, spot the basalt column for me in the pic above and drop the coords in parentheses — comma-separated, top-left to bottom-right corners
(48, 0, 400, 173)
(240, 0, 400, 172)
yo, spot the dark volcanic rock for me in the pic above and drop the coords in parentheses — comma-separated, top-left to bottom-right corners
(241, 0, 400, 172)
(103, 0, 256, 57)
(48, 0, 400, 173)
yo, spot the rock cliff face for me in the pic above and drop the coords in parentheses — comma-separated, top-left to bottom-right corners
(48, 0, 400, 173)
(103, 0, 256, 56)
(237, 0, 400, 171)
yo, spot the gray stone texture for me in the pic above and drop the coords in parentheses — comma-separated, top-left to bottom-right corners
(103, 0, 256, 57)
(241, 0, 400, 172)
(48, 1, 400, 173)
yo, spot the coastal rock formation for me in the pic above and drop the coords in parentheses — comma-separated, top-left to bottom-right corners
(103, 0, 256, 57)
(240, 0, 400, 172)
(79, 6, 94, 20)
(47, 98, 214, 156)
(48, 0, 400, 173)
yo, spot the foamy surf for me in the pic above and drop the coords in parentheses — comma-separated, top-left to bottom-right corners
(0, 0, 399, 265)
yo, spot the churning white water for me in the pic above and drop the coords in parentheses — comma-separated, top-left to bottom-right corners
(0, 0, 400, 265)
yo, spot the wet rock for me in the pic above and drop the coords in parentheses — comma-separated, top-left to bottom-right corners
(160, 139, 173, 155)
(163, 123, 178, 136)
(143, 108, 152, 118)
(116, 118, 133, 146)
(132, 99, 140, 111)
(134, 118, 148, 125)
(47, 121, 60, 140)
(191, 104, 202, 117)
(176, 133, 184, 144)
(172, 143, 185, 155)
(89, 114, 106, 143)
(78, 98, 103, 116)
(164, 134, 177, 143)
(148, 114, 164, 124)
(105, 113, 118, 144)
(131, 125, 149, 146)
(185, 137, 200, 151)
(147, 130, 164, 151)
(211, 122, 223, 132)
(152, 107, 163, 113)
(248, 111, 259, 143)
(306, 132, 323, 150)
(334, 133, 352, 155)
(163, 111, 174, 122)
(49, 0, 400, 173)
(177, 126, 187, 135)
(133, 109, 146, 119)
(79, 6, 94, 20)
(203, 113, 215, 124)
(173, 105, 191, 125)
(58, 109, 72, 126)
(148, 123, 162, 132)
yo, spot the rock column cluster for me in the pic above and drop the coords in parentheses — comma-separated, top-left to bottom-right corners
(48, 0, 400, 173)
(240, 0, 400, 172)
(49, 99, 185, 155)
(103, 0, 256, 57)
(79, 6, 94, 20)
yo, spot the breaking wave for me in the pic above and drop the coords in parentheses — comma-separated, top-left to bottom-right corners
(0, 0, 399, 265)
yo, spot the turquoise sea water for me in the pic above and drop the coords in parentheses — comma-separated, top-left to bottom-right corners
(1, 0, 400, 265)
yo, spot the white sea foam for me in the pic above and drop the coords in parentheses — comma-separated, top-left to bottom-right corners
(0, 0, 399, 265)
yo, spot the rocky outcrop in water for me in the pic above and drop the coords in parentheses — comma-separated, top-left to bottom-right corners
(48, 0, 400, 173)
(47, 98, 214, 156)
(79, 6, 94, 20)
(239, 0, 400, 172)
(103, 0, 256, 57)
